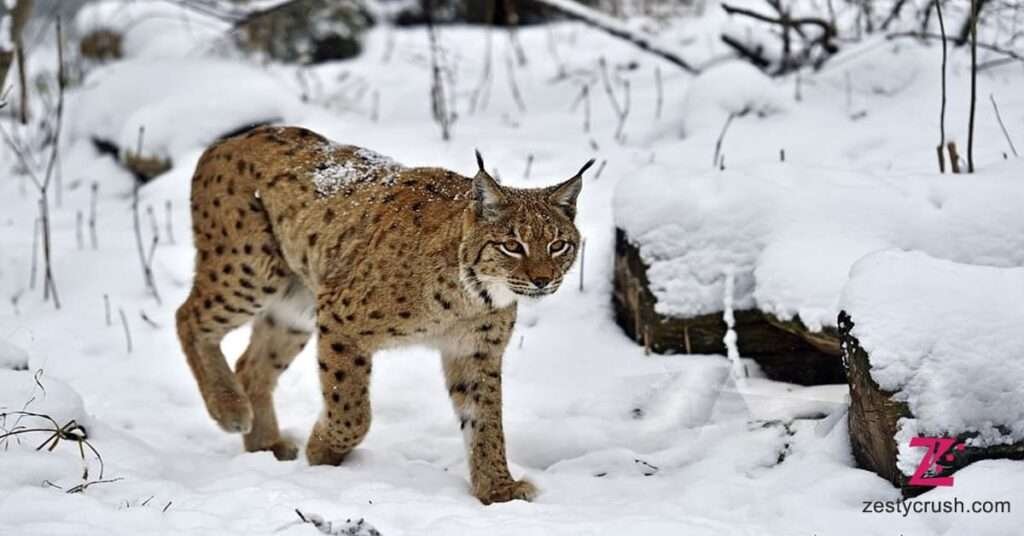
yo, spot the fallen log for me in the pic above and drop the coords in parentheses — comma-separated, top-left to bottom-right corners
(841, 311, 1024, 496)
(613, 229, 845, 385)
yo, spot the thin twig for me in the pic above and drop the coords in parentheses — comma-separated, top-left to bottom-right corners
(545, 24, 566, 79)
(936, 0, 948, 173)
(139, 310, 160, 329)
(990, 93, 1019, 157)
(880, 0, 910, 31)
(132, 181, 162, 304)
(599, 58, 630, 142)
(713, 112, 738, 168)
(505, 48, 527, 114)
(38, 198, 59, 308)
(119, 308, 133, 354)
(967, 0, 978, 173)
(164, 200, 175, 245)
(146, 205, 160, 244)
(21, 18, 67, 310)
(721, 1, 838, 73)
(530, 0, 698, 73)
(569, 83, 591, 133)
(66, 477, 124, 494)
(75, 211, 83, 250)
(504, 0, 526, 66)
(425, 0, 452, 141)
(103, 294, 111, 326)
(886, 32, 1024, 64)
(469, 4, 495, 115)
(0, 411, 105, 481)
(29, 217, 39, 290)
(89, 182, 99, 249)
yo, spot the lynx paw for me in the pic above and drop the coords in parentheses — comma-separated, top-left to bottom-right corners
(305, 434, 349, 466)
(477, 478, 538, 505)
(246, 436, 300, 461)
(268, 438, 299, 461)
(207, 389, 253, 434)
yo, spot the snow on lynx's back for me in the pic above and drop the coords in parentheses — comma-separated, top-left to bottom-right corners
(175, 125, 595, 504)
(310, 145, 402, 197)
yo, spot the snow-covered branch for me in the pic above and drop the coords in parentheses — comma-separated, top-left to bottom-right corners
(532, 0, 699, 74)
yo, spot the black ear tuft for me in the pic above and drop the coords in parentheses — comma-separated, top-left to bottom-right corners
(576, 158, 597, 177)
(475, 149, 486, 173)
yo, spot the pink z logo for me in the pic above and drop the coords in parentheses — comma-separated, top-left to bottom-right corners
(908, 437, 965, 487)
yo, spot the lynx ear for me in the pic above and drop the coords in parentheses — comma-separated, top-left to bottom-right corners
(472, 150, 507, 220)
(547, 158, 593, 219)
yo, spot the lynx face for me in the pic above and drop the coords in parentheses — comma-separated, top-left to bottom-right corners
(460, 157, 591, 305)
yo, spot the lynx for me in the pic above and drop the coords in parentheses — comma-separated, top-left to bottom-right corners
(175, 126, 592, 504)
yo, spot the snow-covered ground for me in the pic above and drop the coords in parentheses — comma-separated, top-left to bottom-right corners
(2, 3, 1024, 535)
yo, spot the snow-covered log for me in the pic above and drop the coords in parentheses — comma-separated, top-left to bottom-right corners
(613, 229, 845, 385)
(841, 251, 1024, 494)
(70, 57, 301, 182)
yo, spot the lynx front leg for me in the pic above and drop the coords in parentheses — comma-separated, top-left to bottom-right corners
(441, 317, 536, 505)
(306, 332, 373, 466)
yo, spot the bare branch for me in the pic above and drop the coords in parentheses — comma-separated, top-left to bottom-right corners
(886, 32, 1024, 64)
(599, 58, 630, 143)
(968, 0, 979, 173)
(119, 308, 133, 354)
(531, 0, 698, 73)
(713, 112, 738, 169)
(936, 0, 948, 173)
(990, 93, 1019, 157)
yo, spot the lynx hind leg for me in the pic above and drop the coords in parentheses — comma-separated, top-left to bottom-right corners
(177, 287, 256, 434)
(236, 281, 314, 460)
(177, 154, 294, 434)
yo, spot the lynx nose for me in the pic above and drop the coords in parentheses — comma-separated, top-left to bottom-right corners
(531, 276, 552, 289)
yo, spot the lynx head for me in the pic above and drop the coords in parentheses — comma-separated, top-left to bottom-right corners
(460, 151, 594, 308)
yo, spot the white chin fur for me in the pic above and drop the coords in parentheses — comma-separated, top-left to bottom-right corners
(486, 281, 519, 309)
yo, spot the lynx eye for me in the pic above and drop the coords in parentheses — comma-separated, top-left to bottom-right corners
(549, 240, 570, 255)
(497, 240, 525, 256)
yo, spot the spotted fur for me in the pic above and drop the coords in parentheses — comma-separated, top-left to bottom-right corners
(175, 126, 589, 504)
